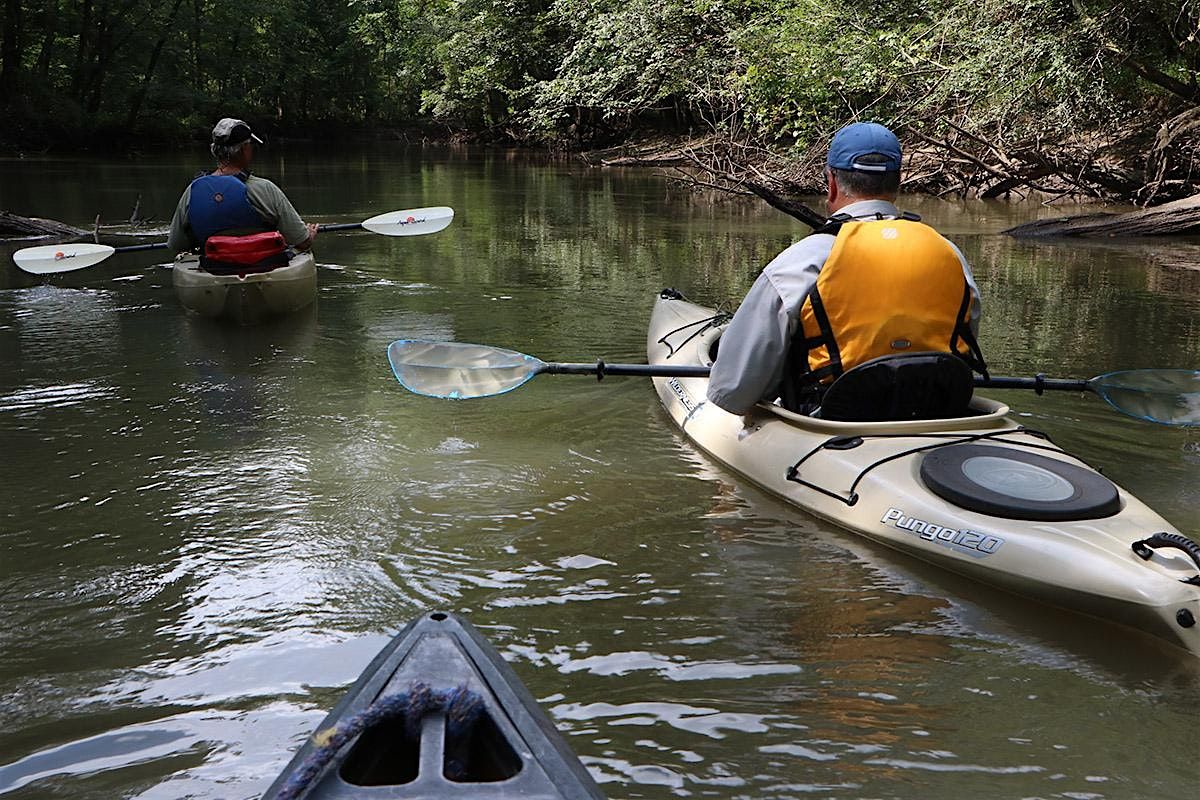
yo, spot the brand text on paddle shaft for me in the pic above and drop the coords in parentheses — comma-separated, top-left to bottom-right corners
(880, 508, 1004, 557)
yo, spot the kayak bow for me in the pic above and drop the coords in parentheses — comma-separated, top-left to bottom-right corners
(262, 611, 604, 800)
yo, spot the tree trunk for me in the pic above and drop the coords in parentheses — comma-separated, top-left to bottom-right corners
(1004, 193, 1200, 237)
(72, 0, 94, 99)
(125, 0, 185, 130)
(0, 0, 23, 101)
(84, 10, 112, 115)
(35, 10, 55, 81)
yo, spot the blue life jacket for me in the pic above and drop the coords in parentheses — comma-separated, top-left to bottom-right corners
(187, 173, 267, 242)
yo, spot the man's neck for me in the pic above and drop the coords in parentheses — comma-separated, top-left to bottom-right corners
(213, 163, 247, 176)
(829, 195, 895, 214)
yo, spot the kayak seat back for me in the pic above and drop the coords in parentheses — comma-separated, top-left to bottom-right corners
(819, 351, 974, 422)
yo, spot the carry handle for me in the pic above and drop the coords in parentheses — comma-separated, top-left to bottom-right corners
(1132, 532, 1200, 586)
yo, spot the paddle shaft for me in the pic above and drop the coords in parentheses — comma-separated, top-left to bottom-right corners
(543, 362, 1094, 392)
(106, 221, 357, 254)
(975, 375, 1091, 393)
(543, 362, 710, 378)
(111, 242, 169, 254)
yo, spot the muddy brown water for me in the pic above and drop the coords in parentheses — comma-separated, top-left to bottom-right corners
(1, 147, 1199, 799)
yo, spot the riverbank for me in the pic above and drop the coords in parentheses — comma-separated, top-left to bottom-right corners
(579, 108, 1200, 210)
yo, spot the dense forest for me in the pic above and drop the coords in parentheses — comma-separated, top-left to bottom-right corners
(0, 1, 1197, 202)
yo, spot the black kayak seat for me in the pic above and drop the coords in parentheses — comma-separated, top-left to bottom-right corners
(818, 351, 974, 422)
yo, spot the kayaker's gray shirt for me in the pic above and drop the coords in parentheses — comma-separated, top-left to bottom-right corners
(167, 174, 309, 254)
(706, 199, 982, 415)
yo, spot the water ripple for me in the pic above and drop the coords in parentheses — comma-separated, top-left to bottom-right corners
(0, 382, 115, 414)
(551, 701, 774, 739)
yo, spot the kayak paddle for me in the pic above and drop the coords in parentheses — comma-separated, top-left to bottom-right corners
(386, 340, 1200, 427)
(386, 341, 709, 400)
(11, 206, 455, 275)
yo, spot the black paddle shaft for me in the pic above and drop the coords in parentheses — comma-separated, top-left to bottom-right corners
(543, 363, 1095, 391)
(974, 375, 1091, 394)
(544, 361, 711, 379)
(113, 222, 360, 253)
(113, 242, 170, 253)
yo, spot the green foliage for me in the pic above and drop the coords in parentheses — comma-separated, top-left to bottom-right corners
(0, 0, 1194, 149)
(419, 0, 563, 128)
(734, 0, 1127, 147)
(525, 0, 756, 138)
(0, 0, 381, 147)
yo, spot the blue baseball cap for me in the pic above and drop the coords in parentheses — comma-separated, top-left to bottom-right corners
(827, 122, 902, 172)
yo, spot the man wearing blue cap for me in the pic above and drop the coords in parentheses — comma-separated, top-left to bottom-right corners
(167, 118, 318, 256)
(707, 121, 986, 418)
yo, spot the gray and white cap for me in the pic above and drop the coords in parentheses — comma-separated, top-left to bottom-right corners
(211, 118, 264, 146)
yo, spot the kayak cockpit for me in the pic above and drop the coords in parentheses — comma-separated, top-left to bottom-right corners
(761, 395, 1012, 434)
(688, 314, 1013, 433)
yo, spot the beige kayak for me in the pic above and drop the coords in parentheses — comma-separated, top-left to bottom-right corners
(172, 251, 317, 324)
(648, 290, 1200, 656)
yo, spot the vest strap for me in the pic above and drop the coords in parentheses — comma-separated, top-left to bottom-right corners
(949, 283, 989, 378)
(807, 285, 842, 378)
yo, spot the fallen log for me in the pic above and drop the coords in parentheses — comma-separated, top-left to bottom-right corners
(0, 211, 89, 240)
(1003, 193, 1200, 237)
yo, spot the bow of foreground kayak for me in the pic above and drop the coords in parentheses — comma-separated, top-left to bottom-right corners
(648, 290, 1200, 657)
(263, 611, 604, 799)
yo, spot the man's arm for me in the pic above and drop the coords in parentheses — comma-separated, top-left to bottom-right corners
(166, 188, 193, 255)
(706, 236, 832, 414)
(706, 276, 793, 415)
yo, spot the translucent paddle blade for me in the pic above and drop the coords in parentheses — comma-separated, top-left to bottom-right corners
(362, 207, 454, 236)
(1091, 369, 1200, 426)
(387, 340, 545, 399)
(13, 243, 116, 274)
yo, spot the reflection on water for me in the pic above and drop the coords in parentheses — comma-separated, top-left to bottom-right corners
(1, 148, 1199, 799)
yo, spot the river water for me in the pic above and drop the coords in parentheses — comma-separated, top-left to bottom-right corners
(1, 146, 1199, 799)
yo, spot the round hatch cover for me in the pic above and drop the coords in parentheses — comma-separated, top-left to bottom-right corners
(919, 444, 1121, 521)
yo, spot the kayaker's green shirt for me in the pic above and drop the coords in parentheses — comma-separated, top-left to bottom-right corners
(167, 174, 308, 254)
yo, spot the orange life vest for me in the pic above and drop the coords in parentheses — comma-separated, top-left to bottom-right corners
(787, 217, 987, 396)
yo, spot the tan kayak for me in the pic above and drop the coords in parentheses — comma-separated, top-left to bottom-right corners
(172, 251, 317, 324)
(648, 290, 1200, 656)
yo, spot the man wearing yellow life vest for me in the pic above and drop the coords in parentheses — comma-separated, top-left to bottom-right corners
(707, 122, 987, 418)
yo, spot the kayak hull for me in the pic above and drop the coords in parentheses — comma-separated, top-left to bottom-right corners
(173, 252, 317, 324)
(262, 611, 604, 799)
(648, 291, 1200, 656)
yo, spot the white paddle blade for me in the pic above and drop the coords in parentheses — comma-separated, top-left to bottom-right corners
(1091, 369, 1200, 426)
(387, 340, 545, 399)
(13, 243, 117, 274)
(362, 207, 454, 236)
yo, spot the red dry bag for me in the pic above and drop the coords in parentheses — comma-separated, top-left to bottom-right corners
(201, 231, 288, 275)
